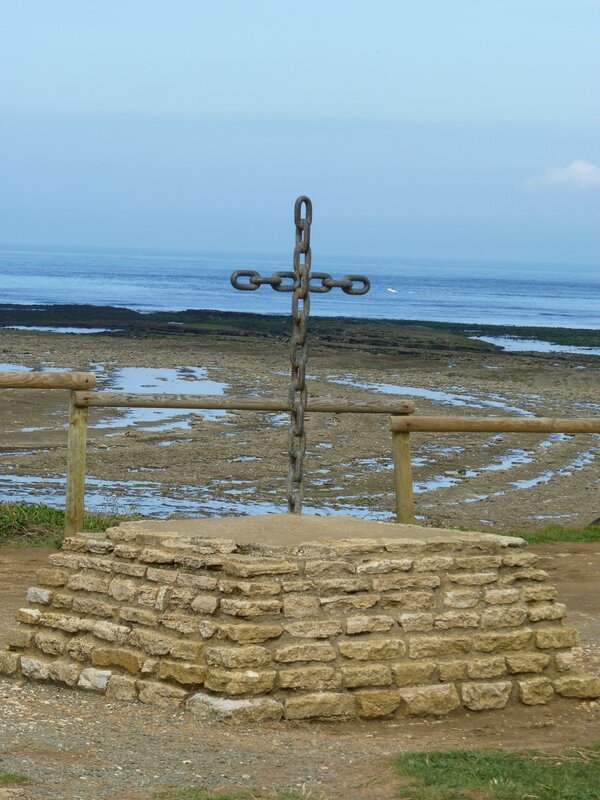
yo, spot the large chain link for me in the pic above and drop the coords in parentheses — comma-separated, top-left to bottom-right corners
(287, 196, 312, 513)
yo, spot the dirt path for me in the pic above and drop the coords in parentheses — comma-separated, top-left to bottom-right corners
(1, 541, 599, 800)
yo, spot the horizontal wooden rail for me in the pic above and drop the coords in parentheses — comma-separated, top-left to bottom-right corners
(390, 416, 600, 434)
(74, 392, 415, 415)
(0, 371, 96, 390)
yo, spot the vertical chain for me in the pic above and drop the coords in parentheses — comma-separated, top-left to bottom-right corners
(287, 196, 312, 513)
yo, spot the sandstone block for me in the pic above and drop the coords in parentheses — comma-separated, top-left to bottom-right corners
(167, 588, 197, 610)
(118, 606, 158, 626)
(157, 660, 207, 685)
(480, 606, 528, 628)
(187, 693, 284, 723)
(454, 555, 502, 569)
(528, 603, 567, 622)
(78, 667, 111, 692)
(283, 595, 320, 618)
(112, 544, 141, 559)
(108, 579, 138, 602)
(392, 661, 436, 686)
(160, 613, 197, 635)
(49, 552, 81, 568)
(346, 615, 394, 634)
(400, 684, 460, 716)
(438, 661, 468, 681)
(218, 579, 280, 596)
(206, 645, 271, 669)
(106, 675, 138, 701)
(447, 572, 498, 586)
(219, 623, 283, 644)
(275, 642, 336, 663)
(373, 575, 441, 591)
(72, 596, 116, 617)
(338, 638, 406, 661)
(331, 539, 381, 556)
(553, 675, 600, 698)
(91, 646, 145, 674)
(554, 651, 576, 672)
(341, 663, 392, 688)
(41, 612, 90, 634)
(381, 591, 436, 610)
(279, 665, 341, 690)
(284, 692, 356, 720)
(398, 613, 434, 632)
(315, 577, 370, 594)
(112, 561, 147, 578)
(443, 591, 480, 608)
(26, 587, 52, 604)
(535, 627, 579, 650)
(520, 584, 557, 602)
(51, 593, 73, 609)
(146, 567, 178, 584)
(434, 611, 480, 629)
(136, 679, 187, 707)
(34, 630, 67, 655)
(7, 628, 34, 649)
(414, 556, 454, 571)
(20, 656, 50, 680)
(485, 588, 520, 605)
(355, 688, 402, 718)
(505, 652, 551, 674)
(220, 598, 281, 618)
(191, 595, 219, 614)
(139, 549, 175, 564)
(502, 552, 539, 568)
(462, 681, 512, 710)
(66, 636, 96, 661)
(0, 651, 19, 675)
(15, 608, 41, 624)
(92, 621, 130, 645)
(284, 620, 343, 639)
(467, 657, 506, 679)
(222, 556, 298, 577)
(47, 661, 81, 686)
(518, 677, 554, 705)
(85, 538, 115, 554)
(473, 629, 532, 652)
(319, 594, 379, 612)
(304, 559, 354, 575)
(205, 668, 276, 695)
(178, 573, 218, 591)
(356, 558, 412, 574)
(282, 579, 315, 593)
(36, 567, 69, 587)
(128, 628, 176, 655)
(62, 535, 87, 551)
(499, 569, 548, 585)
(170, 640, 204, 661)
(67, 572, 110, 594)
(409, 635, 471, 659)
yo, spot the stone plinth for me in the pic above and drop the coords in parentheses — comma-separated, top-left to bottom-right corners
(2, 515, 599, 722)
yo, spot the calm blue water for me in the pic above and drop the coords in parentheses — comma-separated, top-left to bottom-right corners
(1, 246, 598, 329)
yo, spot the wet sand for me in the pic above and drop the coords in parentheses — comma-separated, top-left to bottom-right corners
(0, 323, 598, 531)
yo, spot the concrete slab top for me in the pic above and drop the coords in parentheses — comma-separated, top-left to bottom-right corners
(127, 514, 522, 547)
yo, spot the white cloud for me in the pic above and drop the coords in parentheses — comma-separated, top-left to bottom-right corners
(523, 159, 600, 190)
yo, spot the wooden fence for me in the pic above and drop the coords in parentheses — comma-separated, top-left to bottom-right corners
(389, 415, 600, 524)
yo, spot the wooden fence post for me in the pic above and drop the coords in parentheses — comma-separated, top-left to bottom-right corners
(392, 430, 415, 524)
(65, 391, 88, 535)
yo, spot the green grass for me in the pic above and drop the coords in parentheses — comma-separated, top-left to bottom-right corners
(393, 744, 600, 799)
(0, 771, 31, 785)
(0, 500, 134, 548)
(506, 522, 600, 544)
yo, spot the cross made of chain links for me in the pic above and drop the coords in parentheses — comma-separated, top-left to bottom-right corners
(230, 196, 371, 514)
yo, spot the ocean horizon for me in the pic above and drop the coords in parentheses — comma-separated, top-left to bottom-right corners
(1, 244, 599, 330)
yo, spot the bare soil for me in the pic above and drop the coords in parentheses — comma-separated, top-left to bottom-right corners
(0, 541, 599, 799)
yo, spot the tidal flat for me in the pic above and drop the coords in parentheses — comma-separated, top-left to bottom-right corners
(0, 306, 598, 531)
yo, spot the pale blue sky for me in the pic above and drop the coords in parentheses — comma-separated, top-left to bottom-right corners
(1, 0, 599, 261)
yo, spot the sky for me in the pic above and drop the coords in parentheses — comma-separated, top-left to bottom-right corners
(1, 0, 599, 263)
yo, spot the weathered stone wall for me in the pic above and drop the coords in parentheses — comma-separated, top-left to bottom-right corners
(1, 518, 599, 722)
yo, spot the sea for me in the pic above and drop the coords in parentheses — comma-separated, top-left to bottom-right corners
(1, 246, 599, 330)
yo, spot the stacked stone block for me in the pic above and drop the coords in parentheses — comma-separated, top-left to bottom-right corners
(1, 519, 599, 723)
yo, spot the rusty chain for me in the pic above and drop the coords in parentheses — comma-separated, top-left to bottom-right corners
(230, 196, 370, 514)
